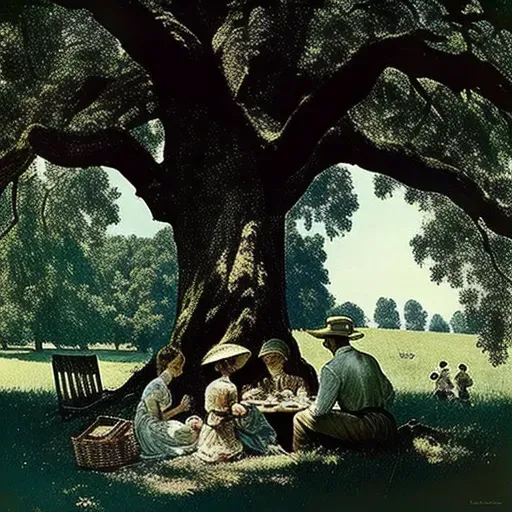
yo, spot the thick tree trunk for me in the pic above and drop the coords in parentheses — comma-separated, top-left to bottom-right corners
(169, 185, 318, 405)
(113, 169, 318, 413)
(34, 339, 43, 352)
(91, 97, 319, 415)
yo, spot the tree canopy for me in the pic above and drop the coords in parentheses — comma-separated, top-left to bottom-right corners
(1, 0, 512, 386)
(374, 297, 401, 330)
(450, 310, 474, 334)
(429, 313, 451, 333)
(404, 299, 428, 331)
(0, 163, 119, 350)
(328, 302, 367, 328)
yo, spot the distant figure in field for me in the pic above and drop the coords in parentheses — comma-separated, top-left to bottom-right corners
(430, 361, 455, 400)
(454, 364, 473, 402)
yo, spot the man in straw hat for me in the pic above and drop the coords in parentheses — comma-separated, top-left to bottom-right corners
(292, 316, 397, 452)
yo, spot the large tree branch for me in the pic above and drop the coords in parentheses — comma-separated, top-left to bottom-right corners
(28, 124, 164, 198)
(282, 119, 512, 241)
(51, 0, 225, 108)
(269, 32, 512, 178)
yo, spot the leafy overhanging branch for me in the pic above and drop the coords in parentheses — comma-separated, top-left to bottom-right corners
(50, 0, 223, 109)
(474, 220, 512, 287)
(282, 118, 512, 243)
(0, 64, 156, 205)
(28, 125, 162, 196)
(0, 143, 35, 197)
(269, 31, 512, 179)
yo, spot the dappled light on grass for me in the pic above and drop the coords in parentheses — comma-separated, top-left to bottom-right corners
(108, 450, 340, 497)
(0, 333, 510, 510)
(412, 437, 472, 465)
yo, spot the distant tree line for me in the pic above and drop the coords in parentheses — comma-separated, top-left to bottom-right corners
(372, 296, 476, 334)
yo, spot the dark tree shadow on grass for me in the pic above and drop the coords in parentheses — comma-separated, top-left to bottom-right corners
(0, 389, 510, 512)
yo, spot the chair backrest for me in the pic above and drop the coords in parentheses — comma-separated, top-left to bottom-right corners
(52, 354, 103, 409)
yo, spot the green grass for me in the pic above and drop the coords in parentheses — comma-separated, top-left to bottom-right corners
(0, 390, 509, 512)
(2, 329, 510, 397)
(0, 348, 150, 391)
(0, 330, 511, 511)
(297, 329, 512, 397)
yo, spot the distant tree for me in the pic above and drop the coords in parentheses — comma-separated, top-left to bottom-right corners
(0, 163, 119, 350)
(92, 227, 179, 353)
(450, 310, 474, 334)
(0, 303, 33, 349)
(374, 297, 401, 329)
(404, 299, 428, 331)
(429, 313, 450, 333)
(328, 302, 367, 327)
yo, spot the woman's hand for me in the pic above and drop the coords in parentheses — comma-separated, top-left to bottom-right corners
(179, 395, 191, 412)
(231, 403, 247, 416)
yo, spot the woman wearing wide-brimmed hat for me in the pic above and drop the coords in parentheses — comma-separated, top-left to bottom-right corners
(293, 316, 397, 452)
(195, 343, 281, 463)
(241, 338, 308, 400)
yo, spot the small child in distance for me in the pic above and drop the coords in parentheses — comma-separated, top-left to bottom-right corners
(454, 364, 474, 402)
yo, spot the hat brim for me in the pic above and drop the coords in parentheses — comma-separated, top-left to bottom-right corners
(229, 353, 251, 371)
(306, 328, 364, 341)
(201, 344, 252, 371)
(258, 348, 289, 359)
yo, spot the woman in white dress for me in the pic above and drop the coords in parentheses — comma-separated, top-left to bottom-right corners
(195, 343, 280, 463)
(134, 346, 203, 459)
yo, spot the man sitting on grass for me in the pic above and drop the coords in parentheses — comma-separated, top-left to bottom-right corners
(293, 316, 397, 452)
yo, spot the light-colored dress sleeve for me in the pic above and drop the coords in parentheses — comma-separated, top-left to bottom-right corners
(143, 380, 170, 419)
(134, 378, 197, 459)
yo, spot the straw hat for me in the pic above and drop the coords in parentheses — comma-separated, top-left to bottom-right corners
(306, 316, 364, 341)
(201, 343, 252, 371)
(258, 338, 290, 359)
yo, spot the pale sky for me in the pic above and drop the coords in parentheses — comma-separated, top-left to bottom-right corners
(105, 165, 461, 327)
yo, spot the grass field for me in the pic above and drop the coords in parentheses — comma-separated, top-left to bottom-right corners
(0, 347, 149, 391)
(298, 329, 512, 398)
(0, 330, 511, 512)
(1, 330, 510, 397)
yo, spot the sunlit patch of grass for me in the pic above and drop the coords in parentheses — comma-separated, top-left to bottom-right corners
(412, 436, 472, 465)
(296, 329, 512, 397)
(107, 448, 349, 498)
(0, 348, 150, 391)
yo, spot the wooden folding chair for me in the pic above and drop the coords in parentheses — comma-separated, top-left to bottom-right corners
(51, 354, 105, 418)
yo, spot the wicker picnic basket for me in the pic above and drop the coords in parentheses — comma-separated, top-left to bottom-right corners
(72, 416, 139, 470)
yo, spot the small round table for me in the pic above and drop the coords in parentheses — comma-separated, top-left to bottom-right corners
(245, 402, 311, 452)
